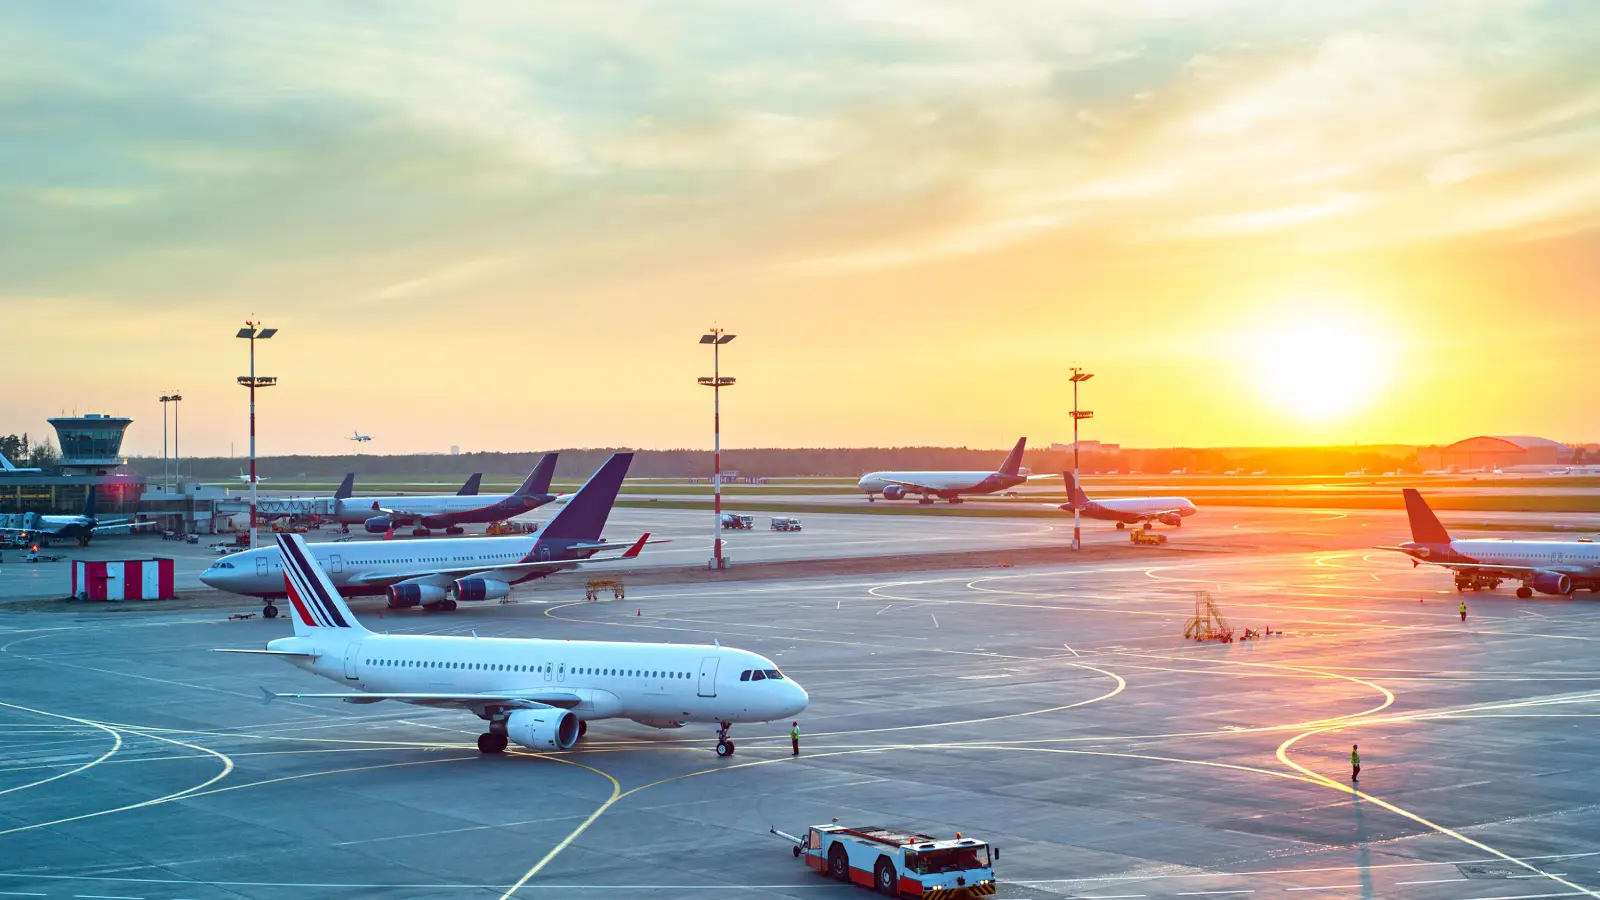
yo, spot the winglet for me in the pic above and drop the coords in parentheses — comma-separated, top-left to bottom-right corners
(621, 533, 650, 559)
(260, 686, 277, 706)
(1402, 489, 1451, 544)
(334, 473, 355, 500)
(998, 437, 1027, 476)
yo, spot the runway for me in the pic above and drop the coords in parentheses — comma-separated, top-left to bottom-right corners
(3, 548, 1598, 898)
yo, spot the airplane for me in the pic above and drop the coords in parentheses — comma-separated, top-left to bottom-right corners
(0, 486, 155, 547)
(201, 453, 654, 614)
(1380, 488, 1600, 598)
(0, 451, 42, 474)
(334, 455, 556, 536)
(238, 468, 269, 484)
(858, 437, 1041, 504)
(1059, 472, 1198, 529)
(350, 430, 372, 443)
(215, 532, 807, 757)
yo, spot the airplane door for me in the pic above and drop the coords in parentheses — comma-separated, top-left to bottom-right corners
(697, 657, 719, 698)
(557, 662, 566, 683)
(328, 554, 343, 575)
(544, 661, 553, 682)
(255, 556, 268, 580)
(344, 641, 362, 680)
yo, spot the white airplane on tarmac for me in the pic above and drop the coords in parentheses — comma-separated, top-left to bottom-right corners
(1059, 472, 1198, 529)
(858, 437, 1045, 503)
(217, 533, 808, 757)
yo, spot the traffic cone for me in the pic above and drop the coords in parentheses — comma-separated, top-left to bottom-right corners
(636, 608, 641, 616)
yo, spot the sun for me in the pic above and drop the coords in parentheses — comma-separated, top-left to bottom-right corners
(1251, 312, 1391, 421)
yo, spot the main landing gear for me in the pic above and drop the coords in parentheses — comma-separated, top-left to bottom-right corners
(947, 497, 964, 504)
(1116, 521, 1126, 530)
(445, 526, 465, 535)
(263, 602, 279, 619)
(917, 497, 935, 505)
(715, 720, 736, 757)
(411, 527, 431, 537)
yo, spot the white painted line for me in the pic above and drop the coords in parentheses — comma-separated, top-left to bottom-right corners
(1082, 895, 1147, 898)
(77, 895, 144, 899)
(1177, 893, 1255, 896)
(1397, 880, 1467, 885)
(875, 604, 893, 614)
(0, 893, 47, 897)
(930, 614, 938, 628)
(1285, 887, 1360, 892)
(1509, 874, 1569, 878)
(1063, 643, 1080, 657)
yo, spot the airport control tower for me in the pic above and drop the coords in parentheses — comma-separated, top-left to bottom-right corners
(48, 414, 133, 472)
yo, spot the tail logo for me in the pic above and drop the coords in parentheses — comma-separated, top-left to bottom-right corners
(278, 534, 351, 628)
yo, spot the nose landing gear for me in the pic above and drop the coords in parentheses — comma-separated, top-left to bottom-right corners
(715, 720, 736, 757)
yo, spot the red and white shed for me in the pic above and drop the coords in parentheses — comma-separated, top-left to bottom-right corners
(72, 558, 177, 601)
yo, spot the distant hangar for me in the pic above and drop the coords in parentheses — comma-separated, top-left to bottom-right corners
(1422, 435, 1574, 471)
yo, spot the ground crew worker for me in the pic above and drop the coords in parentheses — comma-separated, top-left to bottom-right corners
(1459, 601, 1467, 623)
(1350, 744, 1361, 782)
(790, 721, 800, 756)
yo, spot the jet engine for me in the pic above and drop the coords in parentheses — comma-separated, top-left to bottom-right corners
(1530, 572, 1573, 596)
(629, 718, 686, 729)
(387, 583, 446, 608)
(453, 577, 511, 603)
(881, 485, 906, 500)
(505, 708, 580, 750)
(364, 516, 394, 534)
(1158, 513, 1183, 527)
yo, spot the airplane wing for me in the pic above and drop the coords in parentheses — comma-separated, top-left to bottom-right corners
(261, 686, 582, 711)
(344, 534, 654, 588)
(92, 520, 159, 535)
(879, 477, 938, 492)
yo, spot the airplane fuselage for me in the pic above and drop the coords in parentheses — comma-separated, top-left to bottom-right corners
(858, 471, 1025, 500)
(268, 631, 807, 726)
(334, 492, 555, 528)
(1398, 539, 1600, 593)
(1067, 496, 1198, 525)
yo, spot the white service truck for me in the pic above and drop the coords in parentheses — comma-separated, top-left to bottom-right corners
(774, 821, 997, 898)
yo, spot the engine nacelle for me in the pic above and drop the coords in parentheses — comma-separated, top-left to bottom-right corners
(364, 516, 395, 534)
(387, 583, 446, 609)
(453, 577, 511, 603)
(629, 717, 686, 729)
(1530, 572, 1572, 596)
(1158, 513, 1182, 527)
(505, 708, 580, 750)
(881, 485, 906, 500)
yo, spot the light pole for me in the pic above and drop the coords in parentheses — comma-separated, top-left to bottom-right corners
(171, 391, 182, 488)
(159, 393, 173, 491)
(698, 328, 736, 570)
(1070, 368, 1094, 551)
(236, 323, 278, 549)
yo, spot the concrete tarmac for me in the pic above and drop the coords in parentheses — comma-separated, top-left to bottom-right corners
(2, 548, 1598, 898)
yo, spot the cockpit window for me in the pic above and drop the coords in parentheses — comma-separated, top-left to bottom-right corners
(211, 562, 233, 569)
(764, 670, 784, 680)
(739, 670, 751, 681)
(750, 670, 766, 681)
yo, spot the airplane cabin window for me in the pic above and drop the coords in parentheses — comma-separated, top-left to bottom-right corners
(740, 670, 751, 681)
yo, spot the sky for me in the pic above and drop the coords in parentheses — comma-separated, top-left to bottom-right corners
(2, 1, 1597, 457)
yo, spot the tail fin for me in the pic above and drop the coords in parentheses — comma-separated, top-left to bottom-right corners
(1402, 489, 1451, 544)
(1062, 472, 1091, 508)
(83, 485, 97, 519)
(0, 452, 14, 472)
(998, 437, 1027, 476)
(333, 473, 355, 500)
(457, 473, 483, 496)
(512, 453, 559, 497)
(276, 534, 369, 637)
(538, 453, 633, 542)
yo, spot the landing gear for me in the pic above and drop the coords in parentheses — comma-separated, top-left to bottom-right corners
(1516, 586, 1533, 599)
(477, 732, 508, 754)
(715, 720, 736, 757)
(867, 495, 876, 503)
(422, 599, 458, 612)
(1116, 521, 1126, 530)
(445, 526, 465, 535)
(263, 603, 279, 619)
(411, 527, 431, 537)
(917, 497, 935, 505)
(947, 497, 964, 504)
(577, 720, 588, 740)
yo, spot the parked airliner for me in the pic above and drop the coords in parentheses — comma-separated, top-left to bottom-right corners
(1381, 488, 1600, 598)
(334, 453, 558, 535)
(216, 533, 806, 757)
(0, 486, 153, 546)
(202, 453, 646, 616)
(1059, 473, 1197, 529)
(858, 437, 1038, 503)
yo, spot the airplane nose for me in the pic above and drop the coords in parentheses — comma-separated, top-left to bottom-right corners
(786, 681, 810, 716)
(199, 568, 220, 589)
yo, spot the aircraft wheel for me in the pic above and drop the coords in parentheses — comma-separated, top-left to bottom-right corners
(716, 739, 735, 757)
(477, 733, 507, 754)
(411, 528, 430, 537)
(445, 526, 464, 535)
(1116, 522, 1125, 530)
(1516, 587, 1533, 599)
(577, 720, 588, 739)
(263, 604, 279, 619)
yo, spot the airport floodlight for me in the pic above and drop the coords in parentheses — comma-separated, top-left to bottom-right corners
(258, 328, 277, 339)
(699, 327, 736, 570)
(236, 321, 280, 572)
(236, 327, 254, 339)
(717, 334, 736, 344)
(1071, 372, 1094, 383)
(699, 334, 717, 344)
(697, 376, 736, 387)
(1069, 367, 1095, 551)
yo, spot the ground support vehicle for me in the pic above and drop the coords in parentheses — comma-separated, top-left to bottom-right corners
(25, 551, 65, 563)
(584, 579, 625, 601)
(1130, 528, 1167, 546)
(1455, 572, 1502, 592)
(771, 517, 803, 532)
(487, 520, 538, 536)
(720, 514, 755, 530)
(774, 822, 997, 897)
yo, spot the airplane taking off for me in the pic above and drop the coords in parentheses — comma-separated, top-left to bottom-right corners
(1059, 473, 1197, 529)
(334, 454, 557, 535)
(202, 453, 650, 614)
(216, 533, 806, 757)
(0, 487, 153, 546)
(858, 437, 1039, 503)
(350, 430, 372, 443)
(1381, 488, 1600, 598)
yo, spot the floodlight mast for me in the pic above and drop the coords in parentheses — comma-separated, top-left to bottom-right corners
(236, 322, 278, 551)
(1070, 368, 1095, 551)
(697, 329, 737, 569)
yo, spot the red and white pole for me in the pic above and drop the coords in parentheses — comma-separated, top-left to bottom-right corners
(713, 336, 723, 569)
(248, 330, 258, 549)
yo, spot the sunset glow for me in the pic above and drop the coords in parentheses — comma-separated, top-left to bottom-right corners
(1252, 312, 1393, 422)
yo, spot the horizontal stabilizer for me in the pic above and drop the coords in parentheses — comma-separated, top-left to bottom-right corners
(212, 648, 320, 658)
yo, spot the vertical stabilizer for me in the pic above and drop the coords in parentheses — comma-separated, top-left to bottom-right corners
(1402, 489, 1451, 544)
(998, 437, 1028, 476)
(512, 453, 559, 497)
(333, 473, 355, 500)
(0, 452, 14, 472)
(276, 534, 370, 638)
(457, 473, 483, 496)
(82, 485, 97, 519)
(537, 453, 633, 542)
(1062, 472, 1092, 508)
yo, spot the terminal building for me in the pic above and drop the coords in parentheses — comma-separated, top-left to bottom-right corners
(0, 415, 146, 516)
